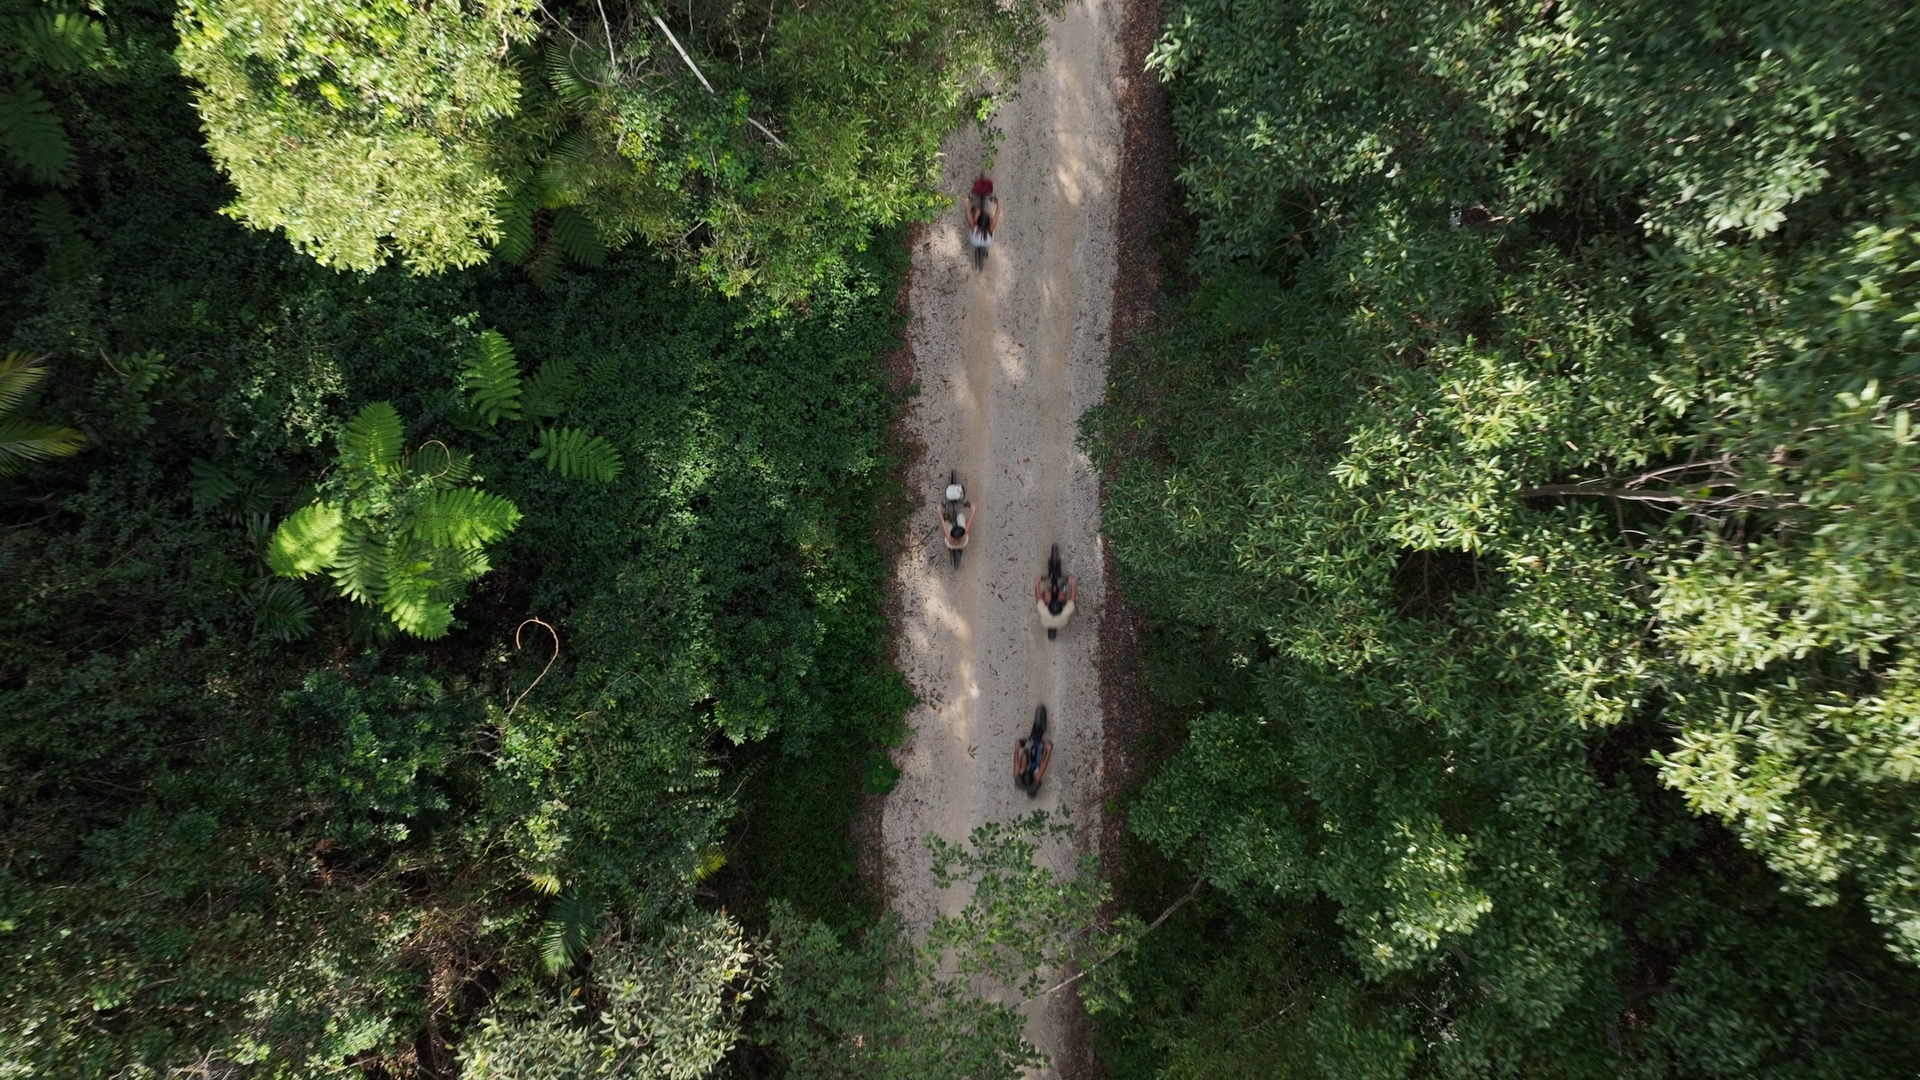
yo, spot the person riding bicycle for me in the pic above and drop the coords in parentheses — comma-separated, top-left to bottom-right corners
(938, 499, 977, 552)
(965, 175, 1000, 253)
(1014, 705, 1051, 794)
(1035, 571, 1075, 632)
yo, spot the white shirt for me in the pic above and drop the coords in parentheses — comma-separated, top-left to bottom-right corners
(1037, 598, 1074, 629)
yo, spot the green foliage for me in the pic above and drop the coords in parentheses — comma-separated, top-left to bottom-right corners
(169, 0, 1061, 307)
(531, 423, 623, 482)
(923, 811, 1112, 1000)
(861, 748, 899, 795)
(464, 913, 758, 1080)
(1, 1, 110, 184)
(1088, 0, 1920, 1075)
(173, 0, 537, 271)
(0, 350, 82, 475)
(758, 815, 1114, 1080)
(462, 328, 525, 425)
(537, 888, 603, 975)
(268, 402, 520, 638)
(0, 2, 916, 1070)
(762, 906, 1041, 1080)
(0, 83, 66, 181)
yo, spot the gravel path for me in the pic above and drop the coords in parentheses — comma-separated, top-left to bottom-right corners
(879, 2, 1124, 1074)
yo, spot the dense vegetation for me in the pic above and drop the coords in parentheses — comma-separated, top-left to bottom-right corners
(0, 0, 1094, 1072)
(1086, 0, 1920, 1077)
(172, 0, 1059, 308)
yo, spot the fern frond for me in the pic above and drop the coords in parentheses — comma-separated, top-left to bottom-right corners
(28, 192, 88, 283)
(189, 459, 239, 511)
(539, 890, 604, 974)
(267, 502, 345, 578)
(530, 426, 624, 482)
(410, 486, 521, 550)
(535, 130, 597, 209)
(14, 11, 107, 73)
(250, 579, 316, 642)
(494, 188, 536, 263)
(439, 542, 493, 585)
(328, 522, 385, 604)
(520, 358, 580, 420)
(342, 602, 397, 646)
(407, 441, 473, 486)
(379, 543, 454, 639)
(543, 42, 599, 106)
(523, 239, 563, 288)
(0, 85, 70, 183)
(339, 402, 404, 476)
(549, 207, 606, 267)
(460, 330, 523, 426)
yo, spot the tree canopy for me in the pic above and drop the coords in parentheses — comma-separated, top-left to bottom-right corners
(174, 0, 1060, 308)
(1088, 0, 1920, 1076)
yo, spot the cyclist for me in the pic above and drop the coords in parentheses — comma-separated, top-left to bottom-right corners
(1034, 571, 1075, 634)
(938, 499, 977, 552)
(965, 175, 1000, 259)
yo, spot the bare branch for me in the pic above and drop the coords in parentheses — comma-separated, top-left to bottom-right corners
(746, 117, 786, 148)
(1517, 483, 1799, 511)
(653, 14, 715, 94)
(1022, 878, 1205, 1004)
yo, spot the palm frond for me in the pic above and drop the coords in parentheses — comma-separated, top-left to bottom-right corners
(539, 890, 604, 974)
(0, 419, 84, 477)
(543, 41, 599, 106)
(249, 579, 316, 642)
(0, 351, 50, 416)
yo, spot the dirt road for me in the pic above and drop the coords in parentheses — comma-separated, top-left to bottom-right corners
(880, 1, 1124, 1074)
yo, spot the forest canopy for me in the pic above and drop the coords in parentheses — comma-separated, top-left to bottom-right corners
(174, 0, 1060, 308)
(1088, 0, 1920, 1077)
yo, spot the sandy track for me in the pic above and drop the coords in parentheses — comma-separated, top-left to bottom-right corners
(879, 1, 1123, 1074)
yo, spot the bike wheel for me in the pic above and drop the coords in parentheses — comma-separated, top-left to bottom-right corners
(1030, 704, 1048, 742)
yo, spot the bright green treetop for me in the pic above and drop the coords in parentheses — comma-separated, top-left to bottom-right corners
(175, 0, 537, 272)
